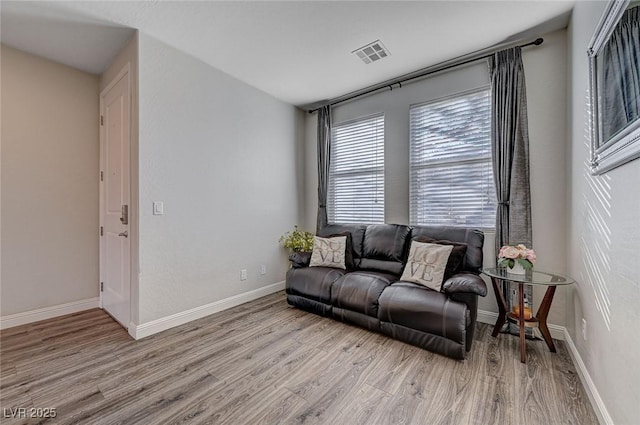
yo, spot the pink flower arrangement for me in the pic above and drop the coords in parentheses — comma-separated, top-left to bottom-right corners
(498, 244, 536, 270)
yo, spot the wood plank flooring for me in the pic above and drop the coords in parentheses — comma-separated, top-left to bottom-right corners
(0, 292, 599, 425)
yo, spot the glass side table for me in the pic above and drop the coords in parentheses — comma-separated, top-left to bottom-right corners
(482, 267, 574, 363)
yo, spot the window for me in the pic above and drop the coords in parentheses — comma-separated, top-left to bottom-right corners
(410, 88, 496, 228)
(328, 114, 384, 224)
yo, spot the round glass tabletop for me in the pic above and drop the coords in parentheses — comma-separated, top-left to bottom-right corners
(481, 267, 574, 286)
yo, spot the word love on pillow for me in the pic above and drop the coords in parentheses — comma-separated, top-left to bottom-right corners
(400, 241, 453, 291)
(309, 236, 347, 270)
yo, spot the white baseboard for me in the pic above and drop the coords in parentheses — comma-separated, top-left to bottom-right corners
(129, 281, 286, 340)
(563, 328, 613, 425)
(0, 298, 100, 330)
(477, 309, 565, 341)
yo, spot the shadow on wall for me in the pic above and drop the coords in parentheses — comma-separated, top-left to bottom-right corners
(580, 87, 612, 331)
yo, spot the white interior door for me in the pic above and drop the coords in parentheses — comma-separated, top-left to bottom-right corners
(100, 67, 131, 329)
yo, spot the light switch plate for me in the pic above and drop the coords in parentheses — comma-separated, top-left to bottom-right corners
(153, 201, 164, 215)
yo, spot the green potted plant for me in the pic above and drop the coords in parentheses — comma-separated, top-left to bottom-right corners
(279, 225, 314, 252)
(279, 226, 314, 267)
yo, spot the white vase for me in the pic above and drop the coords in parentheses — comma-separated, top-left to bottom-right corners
(508, 261, 526, 275)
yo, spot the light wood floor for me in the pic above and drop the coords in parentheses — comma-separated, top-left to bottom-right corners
(0, 292, 598, 425)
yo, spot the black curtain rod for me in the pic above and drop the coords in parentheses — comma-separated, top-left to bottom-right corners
(308, 37, 543, 113)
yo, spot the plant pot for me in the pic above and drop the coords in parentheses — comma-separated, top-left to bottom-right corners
(508, 261, 526, 275)
(289, 251, 312, 268)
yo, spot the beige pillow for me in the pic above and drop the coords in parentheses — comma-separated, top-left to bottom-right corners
(309, 236, 347, 269)
(400, 241, 454, 291)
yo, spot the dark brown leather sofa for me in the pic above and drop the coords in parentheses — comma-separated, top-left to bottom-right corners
(285, 223, 487, 360)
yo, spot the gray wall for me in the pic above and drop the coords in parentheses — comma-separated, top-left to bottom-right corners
(567, 3, 640, 423)
(303, 29, 568, 326)
(1, 45, 100, 315)
(136, 34, 304, 324)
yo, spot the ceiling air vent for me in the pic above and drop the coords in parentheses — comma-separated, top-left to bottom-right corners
(353, 40, 390, 64)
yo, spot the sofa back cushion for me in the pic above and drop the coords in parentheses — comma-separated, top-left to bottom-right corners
(359, 224, 411, 275)
(410, 225, 484, 273)
(412, 236, 468, 280)
(318, 224, 367, 267)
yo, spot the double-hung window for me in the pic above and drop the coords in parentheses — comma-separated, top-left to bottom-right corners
(409, 88, 496, 228)
(328, 114, 384, 224)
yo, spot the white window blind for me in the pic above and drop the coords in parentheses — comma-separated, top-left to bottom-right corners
(328, 114, 385, 224)
(410, 88, 496, 228)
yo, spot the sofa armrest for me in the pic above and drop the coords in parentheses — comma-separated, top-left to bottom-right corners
(442, 272, 487, 297)
(289, 252, 312, 268)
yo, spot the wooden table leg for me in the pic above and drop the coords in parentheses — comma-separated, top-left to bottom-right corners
(536, 285, 557, 353)
(518, 283, 527, 363)
(491, 277, 508, 337)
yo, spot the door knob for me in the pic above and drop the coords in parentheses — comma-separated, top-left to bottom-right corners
(118, 231, 128, 238)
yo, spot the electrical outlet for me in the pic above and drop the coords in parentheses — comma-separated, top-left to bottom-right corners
(260, 265, 267, 275)
(240, 269, 247, 281)
(582, 318, 587, 340)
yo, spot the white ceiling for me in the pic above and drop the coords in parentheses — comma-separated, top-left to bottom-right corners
(0, 2, 135, 76)
(1, 1, 575, 107)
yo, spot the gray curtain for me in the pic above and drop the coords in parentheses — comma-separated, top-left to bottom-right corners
(601, 5, 640, 141)
(489, 47, 533, 335)
(316, 105, 332, 232)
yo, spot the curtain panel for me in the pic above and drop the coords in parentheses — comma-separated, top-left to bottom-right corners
(601, 5, 640, 141)
(489, 47, 533, 334)
(316, 105, 332, 232)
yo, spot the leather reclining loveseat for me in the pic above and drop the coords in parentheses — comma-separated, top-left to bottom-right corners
(285, 223, 487, 360)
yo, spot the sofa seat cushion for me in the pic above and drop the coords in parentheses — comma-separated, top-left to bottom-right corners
(378, 281, 467, 343)
(330, 271, 396, 318)
(285, 267, 346, 304)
